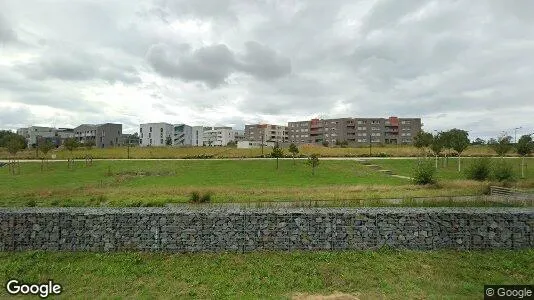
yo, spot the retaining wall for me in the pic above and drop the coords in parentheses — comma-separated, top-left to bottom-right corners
(0, 207, 532, 252)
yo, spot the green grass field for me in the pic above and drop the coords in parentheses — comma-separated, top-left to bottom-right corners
(1, 250, 532, 299)
(1, 158, 534, 207)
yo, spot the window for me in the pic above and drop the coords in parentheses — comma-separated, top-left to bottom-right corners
(140, 128, 143, 133)
(160, 139, 163, 144)
(150, 139, 152, 144)
(150, 127, 152, 132)
(149, 133, 151, 138)
(160, 128, 163, 133)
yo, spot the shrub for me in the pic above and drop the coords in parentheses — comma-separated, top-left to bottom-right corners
(26, 199, 36, 207)
(190, 191, 211, 203)
(190, 191, 201, 203)
(412, 160, 436, 185)
(465, 158, 491, 181)
(200, 192, 212, 203)
(493, 160, 515, 182)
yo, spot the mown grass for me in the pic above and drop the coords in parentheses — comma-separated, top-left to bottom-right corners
(1, 159, 533, 207)
(373, 157, 534, 184)
(0, 144, 508, 160)
(0, 250, 532, 299)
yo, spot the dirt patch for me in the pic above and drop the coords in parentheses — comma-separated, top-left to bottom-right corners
(292, 292, 360, 300)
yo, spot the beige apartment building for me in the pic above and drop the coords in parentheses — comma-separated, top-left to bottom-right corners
(244, 124, 288, 144)
(287, 117, 421, 145)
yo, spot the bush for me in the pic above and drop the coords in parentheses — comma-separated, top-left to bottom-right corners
(465, 158, 491, 181)
(26, 199, 36, 207)
(493, 160, 515, 182)
(190, 191, 211, 203)
(412, 160, 436, 185)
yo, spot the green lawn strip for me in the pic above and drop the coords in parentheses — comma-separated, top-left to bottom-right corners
(0, 250, 532, 299)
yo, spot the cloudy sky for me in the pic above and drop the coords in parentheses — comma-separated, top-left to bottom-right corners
(1, 0, 533, 139)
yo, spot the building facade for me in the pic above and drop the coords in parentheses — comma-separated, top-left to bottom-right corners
(244, 124, 288, 144)
(203, 127, 237, 146)
(191, 126, 204, 147)
(174, 124, 192, 146)
(73, 123, 122, 148)
(139, 123, 173, 147)
(16, 126, 57, 147)
(287, 117, 421, 145)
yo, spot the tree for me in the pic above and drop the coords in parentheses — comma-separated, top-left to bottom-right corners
(0, 131, 27, 149)
(440, 130, 453, 167)
(516, 135, 534, 179)
(64, 138, 79, 168)
(322, 140, 329, 147)
(288, 143, 299, 165)
(84, 140, 95, 150)
(489, 135, 513, 158)
(6, 137, 25, 175)
(413, 130, 433, 156)
(226, 141, 237, 147)
(448, 129, 470, 172)
(38, 140, 54, 171)
(430, 132, 444, 169)
(472, 137, 485, 145)
(270, 144, 284, 170)
(306, 153, 320, 175)
(165, 136, 172, 146)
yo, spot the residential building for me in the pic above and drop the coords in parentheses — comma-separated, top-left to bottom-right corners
(174, 124, 193, 146)
(191, 126, 204, 147)
(202, 127, 237, 146)
(287, 117, 421, 145)
(16, 126, 56, 147)
(73, 123, 122, 148)
(121, 133, 140, 146)
(245, 124, 288, 144)
(139, 123, 173, 147)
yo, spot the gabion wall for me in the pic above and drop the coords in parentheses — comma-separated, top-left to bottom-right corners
(0, 207, 532, 252)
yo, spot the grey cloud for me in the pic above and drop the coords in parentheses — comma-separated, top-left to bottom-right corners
(0, 13, 17, 44)
(18, 48, 140, 84)
(146, 41, 290, 87)
(0, 107, 34, 128)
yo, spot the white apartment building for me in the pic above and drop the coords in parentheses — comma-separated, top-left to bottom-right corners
(139, 123, 174, 146)
(174, 124, 192, 146)
(16, 126, 57, 147)
(191, 126, 204, 146)
(203, 127, 237, 146)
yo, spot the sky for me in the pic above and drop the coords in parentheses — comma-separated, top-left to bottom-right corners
(1, 0, 533, 139)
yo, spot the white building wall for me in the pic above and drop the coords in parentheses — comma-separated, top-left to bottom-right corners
(202, 128, 236, 146)
(191, 126, 204, 146)
(139, 123, 174, 147)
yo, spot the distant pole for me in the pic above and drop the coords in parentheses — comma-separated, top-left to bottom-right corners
(369, 134, 372, 156)
(261, 134, 264, 157)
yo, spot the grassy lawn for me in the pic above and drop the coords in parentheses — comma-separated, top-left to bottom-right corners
(373, 157, 534, 184)
(2, 158, 533, 207)
(0, 250, 532, 299)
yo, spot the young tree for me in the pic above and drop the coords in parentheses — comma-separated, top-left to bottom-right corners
(440, 130, 453, 167)
(165, 136, 172, 146)
(448, 129, 470, 172)
(489, 135, 513, 158)
(270, 144, 284, 170)
(306, 153, 320, 175)
(430, 132, 444, 169)
(288, 143, 299, 165)
(516, 135, 534, 179)
(6, 137, 25, 175)
(64, 138, 79, 168)
(413, 130, 433, 157)
(38, 140, 54, 171)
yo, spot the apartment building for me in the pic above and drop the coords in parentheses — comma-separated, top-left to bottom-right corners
(244, 124, 288, 144)
(203, 127, 237, 146)
(191, 126, 204, 146)
(73, 123, 122, 148)
(287, 117, 421, 145)
(174, 124, 192, 146)
(139, 123, 173, 146)
(16, 126, 57, 147)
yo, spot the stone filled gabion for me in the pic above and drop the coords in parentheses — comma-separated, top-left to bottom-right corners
(0, 207, 532, 252)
